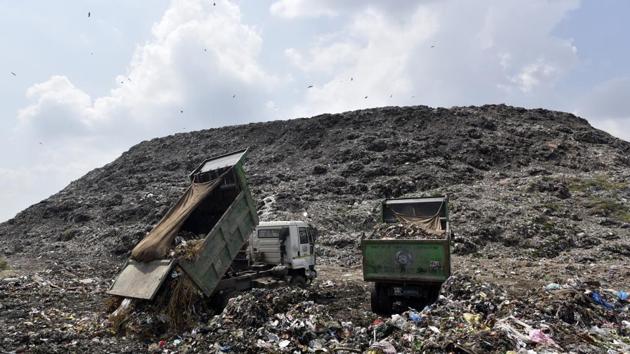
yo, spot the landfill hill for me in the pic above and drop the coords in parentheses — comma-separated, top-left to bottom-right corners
(2, 104, 629, 263)
(1, 104, 629, 353)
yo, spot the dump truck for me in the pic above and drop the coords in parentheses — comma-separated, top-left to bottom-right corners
(361, 196, 451, 315)
(107, 149, 316, 305)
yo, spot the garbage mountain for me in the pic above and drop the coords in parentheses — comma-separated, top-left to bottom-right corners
(1, 104, 629, 353)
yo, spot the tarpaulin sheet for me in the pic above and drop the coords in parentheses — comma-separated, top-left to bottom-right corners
(394, 212, 443, 234)
(131, 179, 220, 262)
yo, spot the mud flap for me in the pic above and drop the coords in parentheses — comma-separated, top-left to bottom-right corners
(107, 259, 174, 300)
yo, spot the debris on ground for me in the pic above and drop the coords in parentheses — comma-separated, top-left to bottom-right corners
(365, 222, 446, 240)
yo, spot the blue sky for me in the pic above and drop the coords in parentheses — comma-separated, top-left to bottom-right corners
(0, 0, 629, 221)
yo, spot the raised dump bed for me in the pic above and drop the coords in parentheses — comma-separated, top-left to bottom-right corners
(108, 149, 258, 300)
(361, 196, 451, 315)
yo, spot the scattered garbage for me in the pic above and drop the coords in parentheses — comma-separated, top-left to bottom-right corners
(365, 222, 446, 240)
(544, 282, 561, 291)
(590, 291, 615, 309)
(367, 341, 396, 354)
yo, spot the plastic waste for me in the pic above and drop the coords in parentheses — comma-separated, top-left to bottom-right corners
(617, 290, 628, 302)
(367, 341, 396, 354)
(278, 340, 290, 348)
(463, 312, 481, 326)
(388, 314, 406, 329)
(590, 291, 614, 309)
(544, 283, 561, 291)
(528, 329, 556, 346)
(408, 311, 422, 323)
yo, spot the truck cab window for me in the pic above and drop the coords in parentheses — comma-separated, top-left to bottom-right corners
(299, 228, 308, 244)
(258, 228, 289, 239)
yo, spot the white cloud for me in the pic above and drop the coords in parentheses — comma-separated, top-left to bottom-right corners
(18, 0, 276, 144)
(1, 0, 277, 221)
(510, 60, 558, 93)
(269, 0, 420, 19)
(270, 0, 339, 19)
(283, 1, 580, 117)
(576, 77, 630, 141)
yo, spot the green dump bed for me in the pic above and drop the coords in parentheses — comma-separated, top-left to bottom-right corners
(108, 149, 258, 299)
(361, 197, 451, 284)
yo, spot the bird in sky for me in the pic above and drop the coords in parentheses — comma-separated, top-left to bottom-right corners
(180, 110, 184, 114)
(88, 11, 91, 18)
(431, 45, 435, 48)
(350, 77, 353, 81)
(307, 85, 313, 88)
(364, 96, 368, 99)
(232, 94, 236, 98)
(10, 72, 16, 76)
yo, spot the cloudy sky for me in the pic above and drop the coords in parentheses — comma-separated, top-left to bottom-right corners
(1, 0, 629, 221)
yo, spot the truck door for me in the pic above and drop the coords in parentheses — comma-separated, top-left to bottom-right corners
(298, 227, 311, 258)
(255, 227, 288, 265)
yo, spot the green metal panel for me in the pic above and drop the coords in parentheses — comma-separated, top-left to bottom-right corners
(361, 239, 450, 283)
(107, 259, 174, 300)
(180, 163, 259, 297)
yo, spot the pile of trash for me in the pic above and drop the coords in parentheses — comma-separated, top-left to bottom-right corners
(107, 269, 213, 337)
(101, 272, 629, 353)
(365, 222, 446, 240)
(373, 275, 630, 353)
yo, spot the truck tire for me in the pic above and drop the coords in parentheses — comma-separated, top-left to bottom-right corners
(371, 283, 392, 316)
(290, 274, 307, 288)
(427, 285, 441, 304)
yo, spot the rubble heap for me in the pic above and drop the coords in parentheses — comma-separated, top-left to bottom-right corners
(365, 222, 446, 240)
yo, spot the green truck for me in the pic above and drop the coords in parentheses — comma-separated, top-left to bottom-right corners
(108, 149, 317, 305)
(361, 196, 451, 315)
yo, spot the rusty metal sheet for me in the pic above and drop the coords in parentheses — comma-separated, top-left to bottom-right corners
(107, 259, 174, 300)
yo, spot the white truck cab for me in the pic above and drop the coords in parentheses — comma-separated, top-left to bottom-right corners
(249, 221, 317, 283)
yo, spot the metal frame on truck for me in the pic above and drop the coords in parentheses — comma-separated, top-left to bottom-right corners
(361, 196, 451, 315)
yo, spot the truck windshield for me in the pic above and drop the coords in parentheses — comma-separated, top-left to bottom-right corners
(258, 228, 289, 239)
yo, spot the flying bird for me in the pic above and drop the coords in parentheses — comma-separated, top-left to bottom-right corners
(350, 77, 353, 81)
(10, 72, 16, 76)
(307, 85, 313, 88)
(88, 11, 91, 18)
(232, 94, 236, 98)
(213, 2, 216, 6)
(430, 45, 435, 48)
(389, 94, 392, 98)
(180, 109, 184, 114)
(364, 96, 368, 99)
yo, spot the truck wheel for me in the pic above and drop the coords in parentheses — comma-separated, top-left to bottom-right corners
(427, 285, 441, 304)
(371, 284, 392, 316)
(290, 275, 307, 288)
(370, 285, 380, 314)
